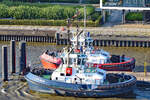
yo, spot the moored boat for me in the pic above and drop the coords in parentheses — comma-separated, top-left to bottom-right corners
(25, 71, 136, 97)
(25, 40, 136, 97)
(40, 31, 135, 71)
(40, 51, 61, 70)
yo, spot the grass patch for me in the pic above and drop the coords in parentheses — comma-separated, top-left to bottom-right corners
(126, 12, 143, 21)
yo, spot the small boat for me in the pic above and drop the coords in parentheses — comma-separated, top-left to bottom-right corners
(40, 30, 135, 71)
(25, 44, 136, 97)
(40, 51, 62, 70)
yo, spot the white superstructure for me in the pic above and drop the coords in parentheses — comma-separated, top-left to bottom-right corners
(51, 52, 106, 86)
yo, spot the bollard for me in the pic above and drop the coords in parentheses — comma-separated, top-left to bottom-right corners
(144, 62, 147, 77)
(2, 45, 8, 81)
(19, 41, 26, 75)
(10, 40, 16, 74)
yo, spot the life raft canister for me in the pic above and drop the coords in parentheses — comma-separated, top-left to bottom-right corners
(66, 67, 72, 76)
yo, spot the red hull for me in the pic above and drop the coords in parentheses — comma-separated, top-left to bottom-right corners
(40, 58, 135, 72)
(40, 58, 59, 70)
(40, 52, 135, 71)
(87, 58, 135, 72)
(40, 52, 61, 70)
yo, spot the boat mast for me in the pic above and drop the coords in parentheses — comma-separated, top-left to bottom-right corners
(83, 4, 87, 42)
(66, 18, 71, 67)
(84, 5, 86, 31)
(76, 6, 86, 50)
(76, 8, 79, 50)
(67, 18, 71, 47)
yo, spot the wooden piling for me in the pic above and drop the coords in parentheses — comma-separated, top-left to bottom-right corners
(104, 40, 107, 47)
(19, 41, 26, 75)
(140, 41, 143, 47)
(115, 41, 119, 47)
(132, 41, 135, 47)
(148, 42, 150, 47)
(136, 41, 139, 47)
(2, 45, 8, 81)
(56, 33, 60, 45)
(120, 41, 122, 47)
(124, 41, 127, 47)
(112, 40, 114, 46)
(108, 40, 111, 46)
(10, 40, 16, 74)
(128, 41, 131, 47)
(100, 40, 103, 46)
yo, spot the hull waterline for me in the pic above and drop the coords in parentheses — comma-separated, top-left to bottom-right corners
(25, 72, 136, 97)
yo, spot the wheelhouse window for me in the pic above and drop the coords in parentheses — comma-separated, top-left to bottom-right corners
(77, 59, 81, 65)
(60, 73, 65, 76)
(69, 58, 73, 64)
(98, 72, 104, 75)
(61, 58, 64, 64)
(81, 59, 85, 65)
(89, 42, 92, 46)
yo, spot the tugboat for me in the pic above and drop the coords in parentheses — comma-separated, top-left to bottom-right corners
(40, 30, 135, 71)
(25, 41, 136, 97)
